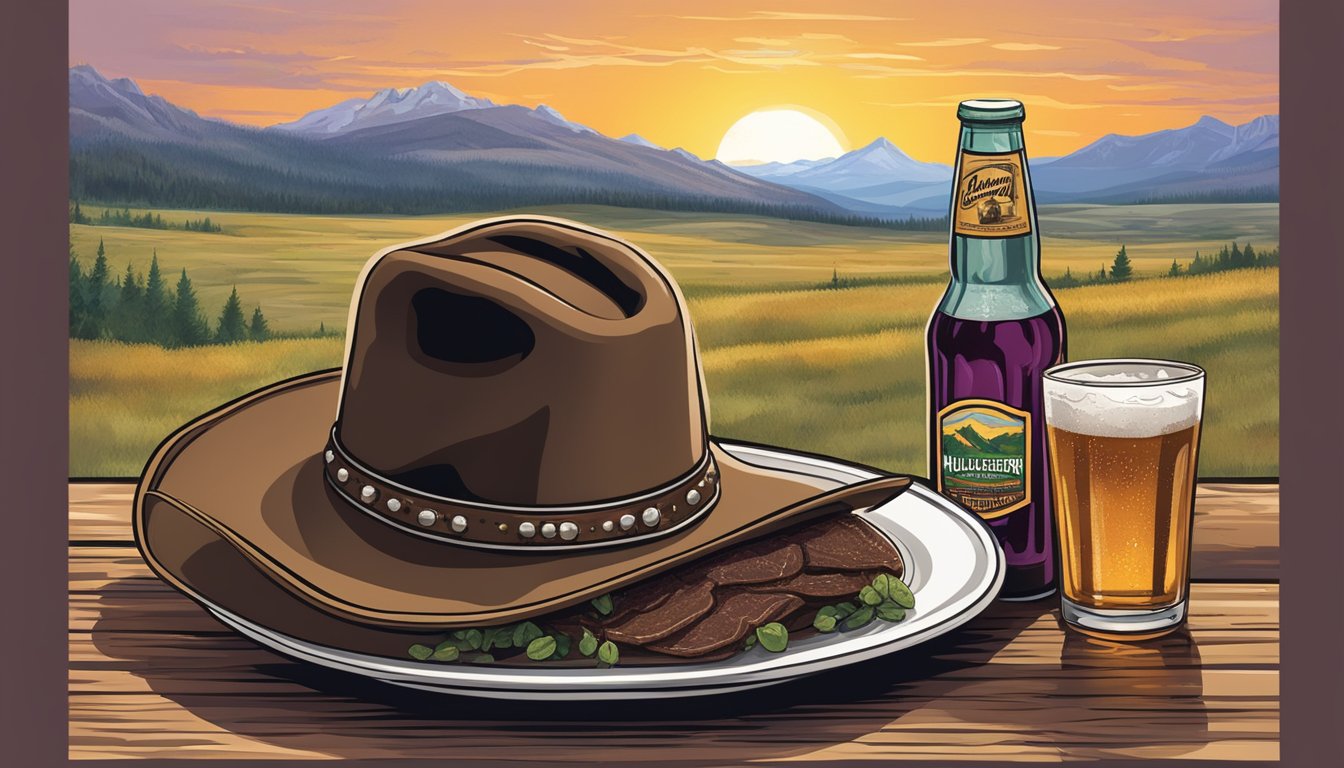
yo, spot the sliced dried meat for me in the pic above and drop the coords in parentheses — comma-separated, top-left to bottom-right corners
(745, 570, 872, 599)
(604, 580, 715, 645)
(796, 516, 903, 573)
(704, 542, 804, 586)
(644, 591, 804, 658)
(601, 574, 682, 626)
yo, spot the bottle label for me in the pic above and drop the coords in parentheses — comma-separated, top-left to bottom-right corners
(953, 150, 1033, 239)
(936, 399, 1031, 519)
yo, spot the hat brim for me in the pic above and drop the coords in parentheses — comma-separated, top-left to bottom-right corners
(135, 370, 910, 629)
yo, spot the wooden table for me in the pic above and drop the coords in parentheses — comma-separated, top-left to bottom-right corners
(69, 482, 1279, 762)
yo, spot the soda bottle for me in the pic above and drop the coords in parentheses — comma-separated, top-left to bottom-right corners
(926, 99, 1067, 600)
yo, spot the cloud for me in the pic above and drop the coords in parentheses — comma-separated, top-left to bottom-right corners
(865, 99, 958, 108)
(1031, 129, 1081, 137)
(992, 42, 1062, 51)
(734, 37, 790, 46)
(845, 53, 925, 62)
(665, 11, 907, 21)
(894, 38, 987, 48)
(522, 40, 570, 52)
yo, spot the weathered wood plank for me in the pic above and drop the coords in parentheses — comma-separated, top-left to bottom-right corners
(68, 481, 1281, 579)
(68, 562, 1279, 762)
(67, 483, 1280, 761)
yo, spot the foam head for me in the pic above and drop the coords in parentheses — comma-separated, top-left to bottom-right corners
(1043, 360, 1204, 438)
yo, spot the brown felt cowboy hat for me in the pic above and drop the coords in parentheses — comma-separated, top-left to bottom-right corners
(134, 216, 909, 632)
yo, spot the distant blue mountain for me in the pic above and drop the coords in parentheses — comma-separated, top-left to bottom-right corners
(736, 115, 1279, 212)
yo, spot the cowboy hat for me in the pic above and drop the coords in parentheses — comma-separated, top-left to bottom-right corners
(134, 216, 909, 638)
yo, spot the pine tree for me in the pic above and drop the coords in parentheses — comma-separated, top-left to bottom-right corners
(1168, 259, 1182, 277)
(1096, 263, 1107, 282)
(114, 262, 145, 341)
(1110, 245, 1133, 281)
(248, 306, 270, 342)
(318, 321, 326, 336)
(69, 247, 89, 338)
(1242, 243, 1256, 266)
(1230, 242, 1243, 267)
(84, 239, 111, 338)
(215, 287, 247, 343)
(143, 251, 170, 345)
(171, 268, 210, 347)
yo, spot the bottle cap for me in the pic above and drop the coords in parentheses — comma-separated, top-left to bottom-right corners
(957, 99, 1026, 123)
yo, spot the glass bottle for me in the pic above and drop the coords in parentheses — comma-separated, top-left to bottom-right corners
(926, 99, 1067, 600)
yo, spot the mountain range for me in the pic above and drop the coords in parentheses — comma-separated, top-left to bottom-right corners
(69, 65, 848, 220)
(736, 115, 1278, 212)
(69, 65, 1278, 219)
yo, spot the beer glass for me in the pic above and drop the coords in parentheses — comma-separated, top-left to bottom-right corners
(1042, 359, 1205, 639)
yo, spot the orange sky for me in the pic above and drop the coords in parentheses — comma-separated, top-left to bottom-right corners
(68, 0, 1278, 162)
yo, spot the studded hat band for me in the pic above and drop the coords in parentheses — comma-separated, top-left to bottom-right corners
(322, 430, 720, 551)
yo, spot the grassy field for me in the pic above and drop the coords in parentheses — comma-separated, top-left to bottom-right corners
(69, 203, 1278, 478)
(69, 203, 1279, 332)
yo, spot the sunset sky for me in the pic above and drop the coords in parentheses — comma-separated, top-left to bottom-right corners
(68, 0, 1278, 162)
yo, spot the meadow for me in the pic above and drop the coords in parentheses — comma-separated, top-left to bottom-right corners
(69, 204, 1278, 477)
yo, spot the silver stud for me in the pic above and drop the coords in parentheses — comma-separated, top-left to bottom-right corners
(360, 485, 377, 503)
(559, 522, 579, 541)
(335, 468, 349, 483)
(642, 507, 661, 527)
(417, 509, 437, 527)
(519, 522, 536, 538)
(324, 450, 334, 464)
(686, 489, 702, 506)
(451, 515, 468, 533)
(619, 514, 636, 530)
(602, 520, 615, 532)
(386, 498, 401, 513)
(541, 522, 557, 539)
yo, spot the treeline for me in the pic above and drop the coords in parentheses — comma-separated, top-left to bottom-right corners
(70, 239, 268, 347)
(1052, 241, 1279, 288)
(69, 201, 222, 232)
(69, 141, 939, 231)
(1126, 186, 1279, 205)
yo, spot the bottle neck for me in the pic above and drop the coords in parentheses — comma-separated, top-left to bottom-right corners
(939, 120, 1054, 321)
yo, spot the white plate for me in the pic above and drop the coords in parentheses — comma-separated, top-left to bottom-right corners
(206, 442, 1004, 701)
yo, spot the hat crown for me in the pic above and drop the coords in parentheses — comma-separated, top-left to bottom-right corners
(334, 218, 708, 507)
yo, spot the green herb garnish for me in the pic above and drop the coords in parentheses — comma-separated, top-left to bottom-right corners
(578, 628, 599, 657)
(591, 594, 614, 616)
(408, 643, 433, 660)
(526, 636, 558, 661)
(756, 622, 789, 652)
(597, 640, 620, 666)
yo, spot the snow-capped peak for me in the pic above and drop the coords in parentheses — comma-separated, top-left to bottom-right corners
(531, 104, 598, 135)
(619, 133, 662, 149)
(274, 80, 497, 135)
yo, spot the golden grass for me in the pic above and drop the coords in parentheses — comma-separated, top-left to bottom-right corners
(69, 203, 1278, 331)
(70, 269, 1277, 478)
(70, 338, 345, 476)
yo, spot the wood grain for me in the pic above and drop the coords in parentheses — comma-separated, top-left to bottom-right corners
(68, 481, 1281, 578)
(67, 482, 1280, 762)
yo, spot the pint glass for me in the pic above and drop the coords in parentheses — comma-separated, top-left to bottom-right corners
(1042, 359, 1205, 639)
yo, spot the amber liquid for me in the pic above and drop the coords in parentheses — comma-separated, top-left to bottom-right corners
(1047, 424, 1200, 609)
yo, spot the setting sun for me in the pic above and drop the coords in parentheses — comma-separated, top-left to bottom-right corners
(716, 108, 849, 165)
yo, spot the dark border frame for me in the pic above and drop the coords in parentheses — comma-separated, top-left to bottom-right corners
(2, 1, 1338, 766)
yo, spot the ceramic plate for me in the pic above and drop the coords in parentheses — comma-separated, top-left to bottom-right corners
(206, 441, 1004, 700)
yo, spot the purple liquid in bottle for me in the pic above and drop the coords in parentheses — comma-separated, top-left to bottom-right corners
(928, 307, 1065, 599)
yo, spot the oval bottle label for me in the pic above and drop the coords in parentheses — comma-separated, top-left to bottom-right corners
(953, 150, 1032, 239)
(936, 399, 1031, 519)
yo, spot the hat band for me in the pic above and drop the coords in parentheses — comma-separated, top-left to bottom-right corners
(322, 432, 720, 551)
